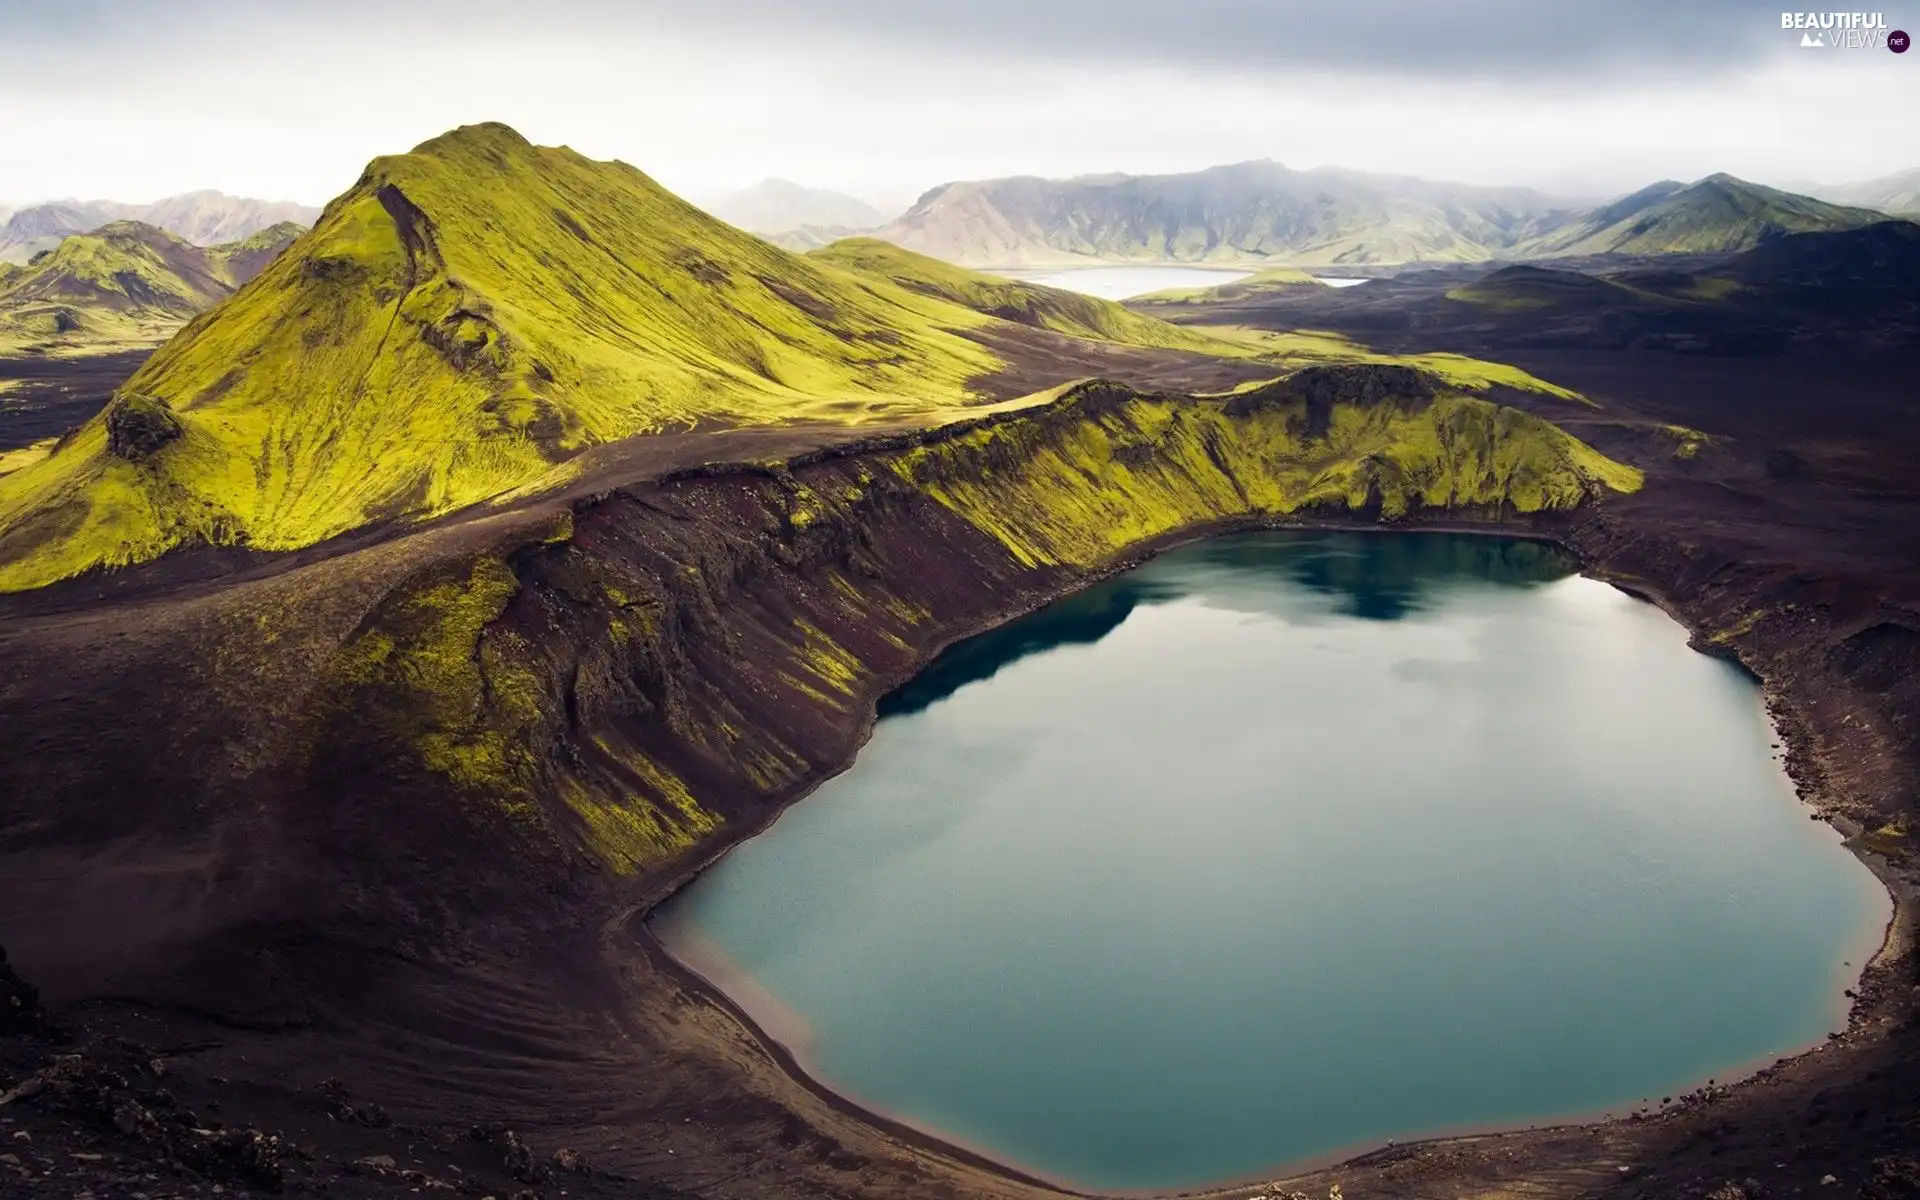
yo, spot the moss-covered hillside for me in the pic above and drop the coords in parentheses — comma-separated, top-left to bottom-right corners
(1519, 175, 1888, 258)
(312, 367, 1638, 866)
(1131, 267, 1328, 305)
(0, 126, 995, 590)
(0, 220, 300, 357)
(0, 123, 1630, 595)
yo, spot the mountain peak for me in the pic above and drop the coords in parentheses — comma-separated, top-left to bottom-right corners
(0, 125, 1015, 589)
(416, 121, 533, 151)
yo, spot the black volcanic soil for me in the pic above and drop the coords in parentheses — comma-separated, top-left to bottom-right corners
(3, 298, 1920, 1200)
(0, 350, 154, 450)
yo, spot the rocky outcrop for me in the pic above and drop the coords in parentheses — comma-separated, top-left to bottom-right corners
(104, 393, 184, 460)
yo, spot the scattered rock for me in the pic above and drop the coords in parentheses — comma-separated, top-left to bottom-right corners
(357, 1154, 398, 1172)
(0, 944, 63, 1041)
(103, 394, 185, 461)
(549, 1146, 588, 1174)
(1865, 1156, 1920, 1200)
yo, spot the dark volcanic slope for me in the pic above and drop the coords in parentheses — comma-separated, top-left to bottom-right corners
(3, 182, 1920, 1200)
(1, 349, 1917, 1200)
(1138, 222, 1920, 356)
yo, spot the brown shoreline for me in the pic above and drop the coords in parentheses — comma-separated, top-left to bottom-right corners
(620, 516, 1911, 1200)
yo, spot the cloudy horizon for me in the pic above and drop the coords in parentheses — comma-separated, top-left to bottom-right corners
(3, 0, 1915, 213)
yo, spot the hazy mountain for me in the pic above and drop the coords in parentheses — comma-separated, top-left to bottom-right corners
(0, 220, 302, 355)
(874, 161, 1579, 268)
(0, 201, 132, 264)
(1802, 168, 1920, 217)
(708, 179, 889, 235)
(1518, 175, 1889, 258)
(875, 164, 1889, 268)
(133, 190, 319, 245)
(767, 224, 875, 252)
(0, 191, 319, 264)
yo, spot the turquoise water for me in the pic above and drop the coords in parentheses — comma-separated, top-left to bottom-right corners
(655, 532, 1887, 1191)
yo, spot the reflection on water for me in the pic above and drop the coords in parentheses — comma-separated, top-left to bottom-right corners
(660, 531, 1888, 1191)
(885, 533, 1572, 716)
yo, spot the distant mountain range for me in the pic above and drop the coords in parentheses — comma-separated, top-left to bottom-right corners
(1802, 167, 1920, 217)
(0, 219, 303, 356)
(870, 162, 1903, 268)
(0, 190, 319, 264)
(703, 178, 894, 253)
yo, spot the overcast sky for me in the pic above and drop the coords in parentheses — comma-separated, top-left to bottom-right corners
(2, 0, 1915, 212)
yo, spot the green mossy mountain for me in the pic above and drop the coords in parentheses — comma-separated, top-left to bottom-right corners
(0, 124, 1260, 592)
(0, 193, 319, 265)
(1516, 175, 1889, 258)
(0, 220, 302, 356)
(0, 124, 1638, 595)
(875, 165, 1897, 268)
(1444, 264, 1656, 310)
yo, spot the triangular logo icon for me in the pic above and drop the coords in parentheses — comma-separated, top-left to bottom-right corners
(1800, 30, 1825, 46)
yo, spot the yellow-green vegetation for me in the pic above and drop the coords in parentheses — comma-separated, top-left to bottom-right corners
(1445, 265, 1652, 311)
(1520, 175, 1887, 258)
(1854, 821, 1909, 861)
(1, 124, 1263, 591)
(808, 237, 1248, 356)
(1132, 267, 1327, 304)
(327, 550, 720, 869)
(1709, 609, 1765, 645)
(0, 437, 56, 477)
(310, 367, 1637, 864)
(331, 556, 535, 794)
(886, 374, 1640, 570)
(1678, 275, 1746, 302)
(0, 220, 301, 357)
(1208, 328, 1588, 404)
(1656, 422, 1712, 460)
(0, 123, 1611, 594)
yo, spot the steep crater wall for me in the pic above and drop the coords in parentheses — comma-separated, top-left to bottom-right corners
(312, 367, 1638, 896)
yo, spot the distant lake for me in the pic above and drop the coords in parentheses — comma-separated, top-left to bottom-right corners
(999, 266, 1252, 300)
(1000, 266, 1370, 299)
(656, 532, 1888, 1191)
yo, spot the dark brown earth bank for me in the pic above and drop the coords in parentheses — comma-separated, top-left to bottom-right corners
(1, 343, 1918, 1200)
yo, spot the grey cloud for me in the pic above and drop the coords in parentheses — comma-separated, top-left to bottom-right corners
(4, 0, 1798, 79)
(642, 0, 1783, 78)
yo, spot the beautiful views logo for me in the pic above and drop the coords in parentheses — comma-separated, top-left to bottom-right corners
(1780, 11, 1904, 49)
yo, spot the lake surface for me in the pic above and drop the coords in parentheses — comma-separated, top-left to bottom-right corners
(655, 532, 1888, 1191)
(999, 266, 1252, 299)
(1000, 265, 1371, 299)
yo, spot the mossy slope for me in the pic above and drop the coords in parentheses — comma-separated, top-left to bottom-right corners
(0, 124, 1615, 595)
(338, 366, 1636, 866)
(1520, 175, 1888, 258)
(0, 221, 300, 356)
(0, 125, 1030, 591)
(1131, 267, 1328, 305)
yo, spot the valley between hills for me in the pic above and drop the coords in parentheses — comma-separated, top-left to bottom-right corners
(1, 123, 1918, 1200)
